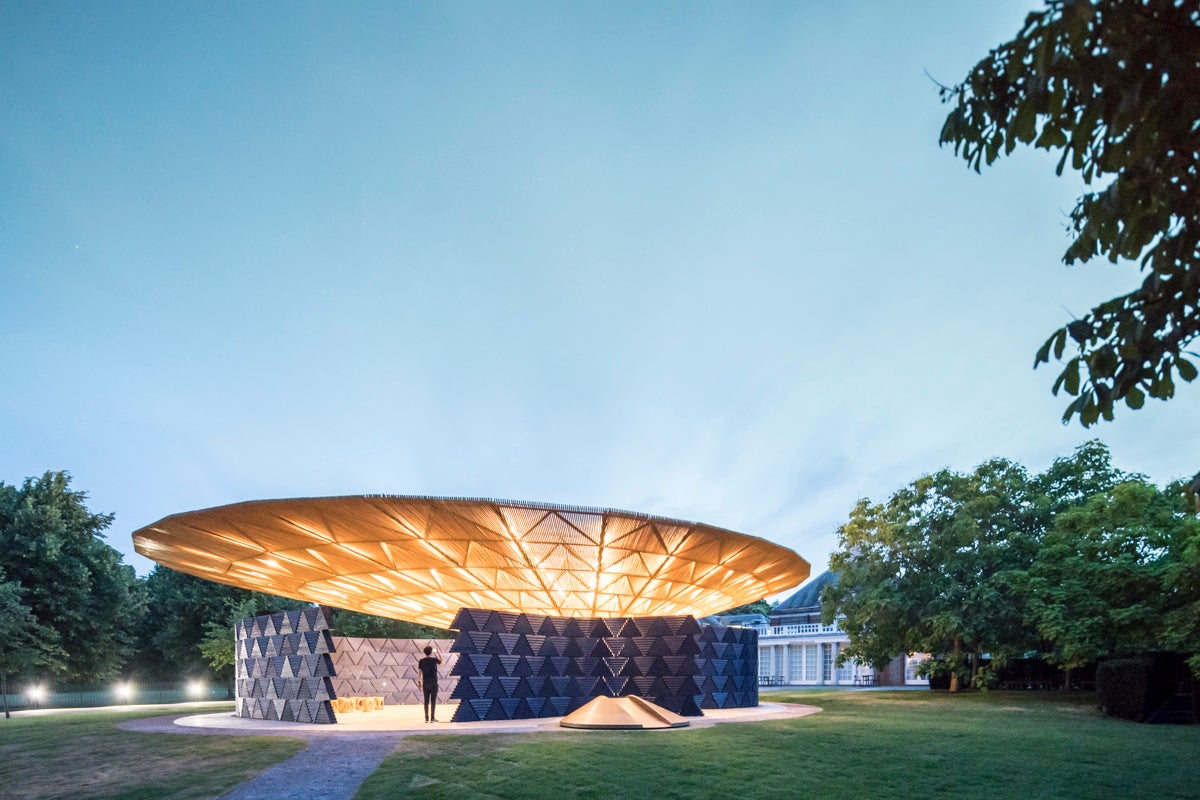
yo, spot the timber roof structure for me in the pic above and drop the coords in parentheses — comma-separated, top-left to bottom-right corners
(132, 495, 810, 629)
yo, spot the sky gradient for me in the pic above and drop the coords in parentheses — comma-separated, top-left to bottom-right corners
(2, 1, 1195, 594)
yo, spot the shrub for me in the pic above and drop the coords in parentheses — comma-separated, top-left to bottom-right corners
(1096, 658, 1150, 721)
(919, 659, 955, 691)
(1097, 653, 1193, 723)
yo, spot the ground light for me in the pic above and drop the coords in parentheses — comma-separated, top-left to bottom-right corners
(114, 682, 134, 702)
(186, 680, 205, 699)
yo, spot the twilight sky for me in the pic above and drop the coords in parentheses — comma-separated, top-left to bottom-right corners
(2, 1, 1194, 595)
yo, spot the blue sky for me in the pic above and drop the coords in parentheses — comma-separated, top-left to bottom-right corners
(2, 1, 1195, 593)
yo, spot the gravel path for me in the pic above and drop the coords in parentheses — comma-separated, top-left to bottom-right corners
(118, 716, 406, 800)
(217, 735, 398, 800)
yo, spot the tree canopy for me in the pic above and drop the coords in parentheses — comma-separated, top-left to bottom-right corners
(713, 599, 775, 619)
(0, 572, 65, 717)
(0, 470, 457, 692)
(133, 565, 308, 683)
(824, 457, 1046, 690)
(326, 608, 453, 640)
(1023, 478, 1197, 671)
(0, 472, 142, 683)
(939, 0, 1200, 427)
(822, 441, 1150, 690)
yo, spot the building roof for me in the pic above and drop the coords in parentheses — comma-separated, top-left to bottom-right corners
(774, 569, 838, 612)
(132, 495, 810, 629)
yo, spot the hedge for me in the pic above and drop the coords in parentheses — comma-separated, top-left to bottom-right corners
(1096, 653, 1193, 723)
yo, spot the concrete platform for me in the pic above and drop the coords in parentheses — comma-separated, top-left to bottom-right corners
(172, 701, 820, 736)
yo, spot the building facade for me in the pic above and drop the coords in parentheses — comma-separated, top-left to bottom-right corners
(741, 571, 929, 687)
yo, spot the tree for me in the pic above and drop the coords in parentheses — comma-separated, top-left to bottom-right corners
(939, 0, 1200, 428)
(132, 566, 307, 687)
(198, 598, 263, 694)
(1158, 480, 1200, 672)
(0, 574, 65, 719)
(0, 472, 143, 682)
(327, 608, 452, 640)
(824, 441, 1130, 691)
(713, 599, 775, 618)
(824, 458, 1039, 692)
(1023, 478, 1186, 676)
(133, 567, 240, 679)
(1029, 438, 1131, 513)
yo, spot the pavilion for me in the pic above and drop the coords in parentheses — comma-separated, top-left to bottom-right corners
(133, 495, 809, 724)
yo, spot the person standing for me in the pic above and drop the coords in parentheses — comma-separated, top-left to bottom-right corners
(417, 644, 443, 723)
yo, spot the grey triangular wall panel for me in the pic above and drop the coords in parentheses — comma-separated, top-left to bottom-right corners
(233, 608, 754, 724)
(445, 609, 757, 722)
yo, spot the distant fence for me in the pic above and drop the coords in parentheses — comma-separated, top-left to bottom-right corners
(2, 681, 230, 711)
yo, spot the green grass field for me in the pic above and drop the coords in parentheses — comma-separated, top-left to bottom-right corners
(0, 705, 305, 800)
(356, 689, 1200, 800)
(2, 692, 1196, 799)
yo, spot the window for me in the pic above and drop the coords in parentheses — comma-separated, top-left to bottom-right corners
(905, 654, 931, 683)
(803, 644, 818, 682)
(788, 645, 804, 682)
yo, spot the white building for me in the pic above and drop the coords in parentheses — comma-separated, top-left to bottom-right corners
(738, 571, 929, 687)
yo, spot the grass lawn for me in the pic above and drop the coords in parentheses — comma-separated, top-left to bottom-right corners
(355, 689, 1200, 800)
(0, 704, 306, 800)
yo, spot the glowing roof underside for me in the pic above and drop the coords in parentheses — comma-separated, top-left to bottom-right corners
(132, 495, 810, 629)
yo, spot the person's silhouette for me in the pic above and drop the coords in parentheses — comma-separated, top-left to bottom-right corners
(417, 645, 443, 723)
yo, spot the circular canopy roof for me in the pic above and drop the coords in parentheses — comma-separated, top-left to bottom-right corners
(132, 495, 809, 629)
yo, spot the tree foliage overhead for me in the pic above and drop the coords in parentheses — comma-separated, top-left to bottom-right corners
(0, 472, 143, 683)
(939, 0, 1200, 427)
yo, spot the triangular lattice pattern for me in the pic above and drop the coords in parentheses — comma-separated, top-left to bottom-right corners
(133, 496, 810, 629)
(329, 636, 458, 706)
(234, 608, 338, 724)
(447, 609, 758, 722)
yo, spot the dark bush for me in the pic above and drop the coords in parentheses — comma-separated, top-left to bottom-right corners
(1097, 658, 1150, 721)
(1097, 653, 1192, 722)
(920, 659, 955, 691)
(994, 657, 1063, 690)
(928, 672, 951, 691)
